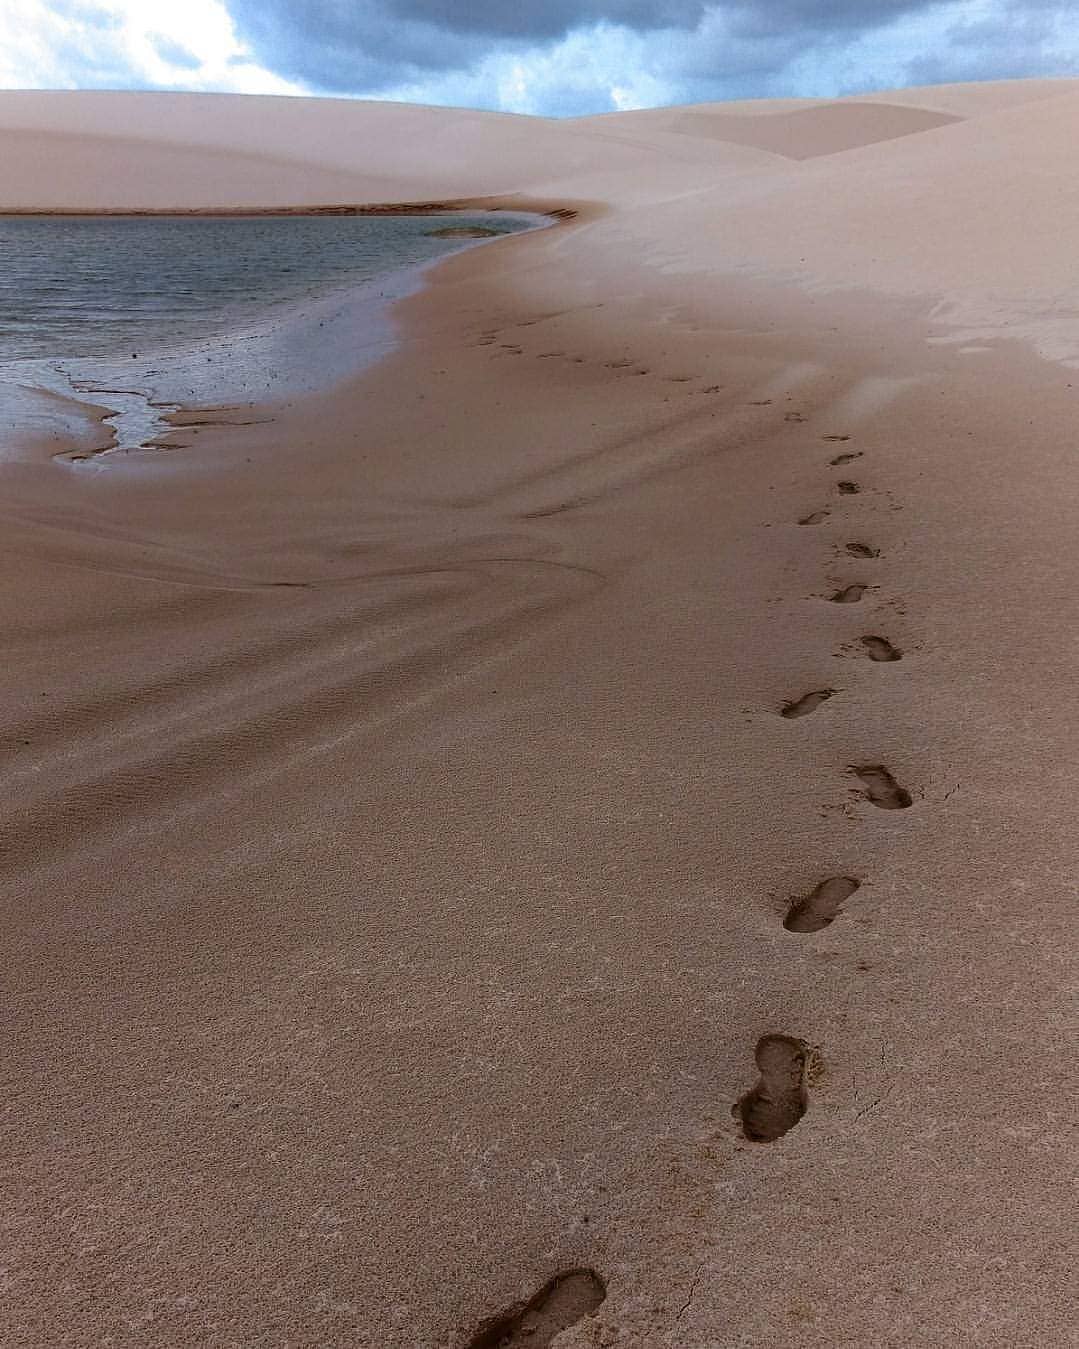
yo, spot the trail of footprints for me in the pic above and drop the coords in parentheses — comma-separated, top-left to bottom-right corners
(741, 431, 914, 1147)
(460, 419, 916, 1339)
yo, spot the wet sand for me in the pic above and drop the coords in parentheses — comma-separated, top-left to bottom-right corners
(1, 83, 1077, 1347)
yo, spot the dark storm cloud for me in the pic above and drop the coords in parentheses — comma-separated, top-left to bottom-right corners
(725, 0, 928, 38)
(227, 1, 481, 90)
(225, 0, 939, 92)
(221, 1, 1078, 111)
(223, 1, 722, 96)
(386, 0, 709, 39)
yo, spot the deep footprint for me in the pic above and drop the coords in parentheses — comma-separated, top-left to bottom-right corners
(781, 689, 834, 719)
(836, 480, 860, 494)
(799, 510, 829, 525)
(853, 764, 912, 809)
(830, 583, 867, 603)
(861, 635, 902, 661)
(784, 876, 860, 932)
(465, 1270, 607, 1349)
(846, 542, 880, 558)
(737, 1035, 809, 1142)
(830, 451, 863, 466)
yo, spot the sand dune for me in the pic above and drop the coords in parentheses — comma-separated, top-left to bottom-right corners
(573, 99, 962, 159)
(1, 81, 1076, 1348)
(0, 90, 641, 209)
(1, 126, 422, 212)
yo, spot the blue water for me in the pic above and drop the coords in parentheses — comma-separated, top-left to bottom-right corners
(0, 213, 530, 362)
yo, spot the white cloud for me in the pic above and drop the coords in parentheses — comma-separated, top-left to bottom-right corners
(0, 0, 307, 95)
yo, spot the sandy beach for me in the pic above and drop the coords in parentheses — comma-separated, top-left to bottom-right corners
(1, 83, 1076, 1347)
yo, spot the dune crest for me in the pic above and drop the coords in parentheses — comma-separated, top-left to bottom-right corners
(640, 101, 961, 159)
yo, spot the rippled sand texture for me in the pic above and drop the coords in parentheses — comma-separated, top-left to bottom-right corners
(1, 83, 1077, 1347)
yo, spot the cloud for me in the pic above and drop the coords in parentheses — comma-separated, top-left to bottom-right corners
(224, 0, 945, 94)
(904, 0, 1079, 86)
(0, 0, 306, 95)
(373, 0, 1079, 112)
(379, 0, 709, 41)
(228, 0, 709, 73)
(2, 1, 1077, 115)
(150, 34, 203, 69)
(377, 23, 674, 117)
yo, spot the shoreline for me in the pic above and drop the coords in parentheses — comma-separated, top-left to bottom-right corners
(0, 198, 590, 219)
(1, 206, 559, 466)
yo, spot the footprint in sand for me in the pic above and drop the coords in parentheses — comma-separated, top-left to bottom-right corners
(737, 1035, 810, 1143)
(830, 451, 863, 466)
(861, 635, 902, 662)
(823, 434, 851, 442)
(836, 480, 860, 495)
(784, 877, 861, 933)
(845, 542, 880, 558)
(465, 1270, 606, 1349)
(781, 689, 835, 719)
(799, 510, 830, 526)
(829, 584, 868, 603)
(852, 765, 912, 809)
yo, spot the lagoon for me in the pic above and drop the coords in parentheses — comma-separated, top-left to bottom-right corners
(0, 211, 535, 457)
(0, 212, 529, 362)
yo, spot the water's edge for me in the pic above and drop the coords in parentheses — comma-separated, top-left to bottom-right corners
(0, 209, 551, 468)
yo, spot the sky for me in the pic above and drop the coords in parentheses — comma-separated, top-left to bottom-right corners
(1, 0, 1077, 116)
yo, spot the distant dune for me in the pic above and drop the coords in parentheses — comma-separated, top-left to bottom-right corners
(573, 100, 963, 159)
(0, 79, 1075, 204)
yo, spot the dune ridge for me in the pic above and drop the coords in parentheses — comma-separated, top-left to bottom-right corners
(0, 81, 1076, 1348)
(582, 100, 962, 159)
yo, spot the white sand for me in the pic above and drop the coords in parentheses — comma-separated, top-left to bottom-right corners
(0, 82, 1076, 1347)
